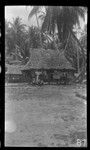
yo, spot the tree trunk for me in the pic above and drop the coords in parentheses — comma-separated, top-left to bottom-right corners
(64, 31, 70, 52)
(52, 34, 59, 53)
(69, 29, 86, 83)
(70, 29, 85, 64)
(35, 13, 43, 48)
(77, 42, 80, 74)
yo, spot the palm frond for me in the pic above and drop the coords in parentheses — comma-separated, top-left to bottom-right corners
(38, 10, 46, 15)
(28, 6, 41, 20)
(41, 8, 51, 32)
(38, 14, 45, 20)
(76, 7, 85, 20)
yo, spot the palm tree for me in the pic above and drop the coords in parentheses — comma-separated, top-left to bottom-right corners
(5, 20, 16, 55)
(10, 17, 26, 34)
(28, 6, 86, 60)
(28, 6, 85, 41)
(8, 17, 28, 59)
(28, 6, 87, 82)
(80, 24, 87, 51)
(26, 26, 42, 48)
(28, 6, 43, 48)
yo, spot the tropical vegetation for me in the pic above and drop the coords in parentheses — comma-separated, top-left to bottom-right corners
(28, 6, 87, 82)
(5, 6, 87, 83)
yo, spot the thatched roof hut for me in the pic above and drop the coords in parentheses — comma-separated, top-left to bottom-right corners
(21, 49, 75, 71)
(5, 64, 25, 83)
(5, 64, 23, 74)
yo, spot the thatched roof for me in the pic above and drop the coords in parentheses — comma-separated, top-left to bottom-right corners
(5, 64, 23, 74)
(21, 49, 75, 70)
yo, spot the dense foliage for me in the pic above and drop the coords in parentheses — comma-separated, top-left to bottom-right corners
(5, 17, 45, 61)
(28, 6, 87, 82)
(5, 17, 56, 62)
(5, 6, 87, 83)
(29, 6, 86, 42)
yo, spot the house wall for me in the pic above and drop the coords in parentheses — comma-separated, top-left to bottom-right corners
(52, 70, 75, 84)
(5, 74, 25, 83)
(20, 69, 75, 84)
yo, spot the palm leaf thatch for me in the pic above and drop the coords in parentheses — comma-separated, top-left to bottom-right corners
(21, 48, 75, 70)
(5, 64, 23, 74)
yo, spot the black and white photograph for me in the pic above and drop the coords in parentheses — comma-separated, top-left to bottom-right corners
(0, 21, 1, 73)
(5, 6, 87, 147)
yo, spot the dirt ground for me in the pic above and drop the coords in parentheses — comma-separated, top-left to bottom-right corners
(5, 83, 87, 147)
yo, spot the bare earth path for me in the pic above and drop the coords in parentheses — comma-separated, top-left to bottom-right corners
(5, 84, 87, 147)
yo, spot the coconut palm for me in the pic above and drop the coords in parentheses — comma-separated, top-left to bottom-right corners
(10, 17, 26, 49)
(5, 17, 29, 60)
(28, 6, 86, 42)
(26, 26, 42, 48)
(5, 20, 16, 55)
(28, 6, 86, 64)
(80, 24, 87, 51)
(28, 6, 44, 48)
(28, 6, 87, 82)
(10, 17, 26, 34)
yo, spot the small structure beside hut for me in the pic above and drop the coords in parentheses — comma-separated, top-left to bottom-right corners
(21, 48, 76, 85)
(5, 64, 25, 83)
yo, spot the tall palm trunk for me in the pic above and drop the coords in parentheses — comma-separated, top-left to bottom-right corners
(69, 29, 86, 82)
(77, 42, 80, 74)
(64, 31, 70, 52)
(35, 13, 43, 83)
(70, 29, 85, 64)
(35, 13, 43, 48)
(65, 30, 80, 73)
(53, 34, 59, 53)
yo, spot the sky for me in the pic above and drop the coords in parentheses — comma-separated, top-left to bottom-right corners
(5, 6, 87, 34)
(5, 6, 38, 27)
